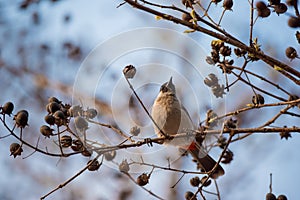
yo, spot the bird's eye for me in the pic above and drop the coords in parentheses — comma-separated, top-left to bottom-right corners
(160, 85, 168, 93)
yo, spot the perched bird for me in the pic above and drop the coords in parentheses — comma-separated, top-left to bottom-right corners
(151, 77, 224, 179)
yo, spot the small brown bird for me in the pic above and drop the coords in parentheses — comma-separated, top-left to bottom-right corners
(151, 77, 224, 179)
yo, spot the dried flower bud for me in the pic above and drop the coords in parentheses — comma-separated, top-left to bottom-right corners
(137, 173, 149, 186)
(190, 176, 200, 187)
(211, 40, 224, 51)
(200, 176, 211, 187)
(10, 143, 23, 158)
(285, 47, 298, 60)
(266, 193, 276, 200)
(288, 16, 300, 28)
(274, 3, 287, 15)
(119, 159, 130, 173)
(85, 108, 97, 119)
(123, 65, 136, 79)
(46, 102, 61, 114)
(104, 150, 116, 161)
(71, 139, 83, 151)
(277, 194, 288, 200)
(252, 94, 265, 105)
(74, 116, 88, 131)
(185, 191, 197, 200)
(130, 126, 140, 136)
(60, 135, 72, 148)
(40, 125, 54, 138)
(48, 96, 61, 104)
(1, 102, 14, 116)
(14, 110, 29, 128)
(44, 115, 55, 125)
(223, 0, 233, 10)
(87, 159, 101, 171)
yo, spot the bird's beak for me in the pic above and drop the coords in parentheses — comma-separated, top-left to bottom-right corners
(166, 77, 173, 87)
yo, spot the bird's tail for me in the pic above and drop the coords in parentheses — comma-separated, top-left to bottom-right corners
(187, 141, 225, 179)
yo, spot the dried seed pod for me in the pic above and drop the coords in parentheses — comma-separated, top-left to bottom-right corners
(136, 173, 149, 186)
(252, 94, 265, 105)
(40, 125, 54, 138)
(224, 118, 238, 129)
(277, 194, 288, 200)
(60, 135, 72, 148)
(217, 136, 227, 149)
(220, 46, 232, 57)
(206, 109, 218, 128)
(286, 0, 297, 6)
(182, 13, 192, 22)
(104, 150, 116, 161)
(119, 159, 130, 173)
(44, 115, 55, 125)
(71, 139, 83, 151)
(285, 46, 298, 60)
(211, 84, 226, 98)
(204, 73, 219, 87)
(46, 102, 61, 114)
(221, 150, 234, 164)
(234, 48, 247, 57)
(53, 110, 65, 126)
(130, 126, 140, 136)
(87, 159, 101, 171)
(74, 116, 88, 131)
(266, 193, 276, 200)
(1, 102, 14, 116)
(190, 176, 200, 187)
(81, 148, 92, 157)
(85, 108, 97, 119)
(280, 128, 291, 140)
(182, 0, 194, 9)
(10, 143, 23, 158)
(123, 65, 136, 79)
(268, 0, 280, 5)
(14, 110, 29, 128)
(200, 176, 212, 187)
(274, 3, 287, 15)
(256, 1, 268, 10)
(223, 0, 233, 10)
(185, 191, 197, 200)
(296, 31, 300, 44)
(212, 0, 222, 4)
(48, 96, 61, 104)
(288, 16, 300, 28)
(68, 105, 83, 117)
(257, 7, 271, 18)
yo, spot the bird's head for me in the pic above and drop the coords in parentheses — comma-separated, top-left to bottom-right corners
(160, 77, 176, 94)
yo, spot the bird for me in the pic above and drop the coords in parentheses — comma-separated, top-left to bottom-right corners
(151, 77, 224, 179)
